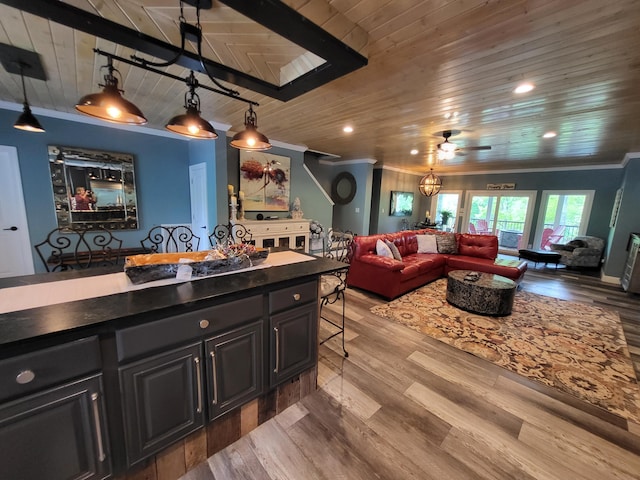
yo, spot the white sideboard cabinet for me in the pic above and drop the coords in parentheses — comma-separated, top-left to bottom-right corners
(241, 219, 310, 253)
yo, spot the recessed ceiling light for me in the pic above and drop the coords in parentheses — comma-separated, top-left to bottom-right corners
(410, 149, 419, 155)
(514, 83, 535, 94)
(543, 131, 557, 138)
(343, 126, 353, 133)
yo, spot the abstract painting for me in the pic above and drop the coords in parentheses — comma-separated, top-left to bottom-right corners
(239, 151, 290, 211)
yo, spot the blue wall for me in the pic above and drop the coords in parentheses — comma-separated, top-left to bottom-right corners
(226, 144, 332, 228)
(1, 107, 193, 272)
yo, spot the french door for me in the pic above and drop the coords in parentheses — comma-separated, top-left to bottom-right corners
(533, 191, 594, 249)
(464, 191, 537, 251)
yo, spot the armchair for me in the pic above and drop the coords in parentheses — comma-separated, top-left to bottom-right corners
(549, 235, 605, 268)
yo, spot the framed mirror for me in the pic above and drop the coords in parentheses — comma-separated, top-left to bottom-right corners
(48, 145, 139, 230)
(331, 171, 357, 205)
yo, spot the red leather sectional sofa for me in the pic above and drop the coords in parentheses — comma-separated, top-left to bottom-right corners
(347, 229, 527, 300)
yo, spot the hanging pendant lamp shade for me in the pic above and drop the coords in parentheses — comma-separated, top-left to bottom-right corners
(13, 63, 44, 132)
(419, 169, 442, 197)
(230, 105, 271, 151)
(75, 57, 146, 125)
(166, 106, 218, 139)
(14, 103, 45, 132)
(166, 72, 217, 139)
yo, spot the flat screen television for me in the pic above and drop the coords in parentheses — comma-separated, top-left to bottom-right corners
(389, 191, 414, 216)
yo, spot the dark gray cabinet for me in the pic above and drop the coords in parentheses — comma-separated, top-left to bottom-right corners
(0, 374, 111, 480)
(116, 294, 265, 467)
(205, 320, 263, 420)
(269, 280, 318, 386)
(119, 342, 204, 467)
(270, 303, 317, 385)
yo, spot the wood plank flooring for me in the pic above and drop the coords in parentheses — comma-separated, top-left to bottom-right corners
(179, 263, 640, 480)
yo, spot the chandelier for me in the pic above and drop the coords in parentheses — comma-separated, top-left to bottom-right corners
(418, 169, 442, 197)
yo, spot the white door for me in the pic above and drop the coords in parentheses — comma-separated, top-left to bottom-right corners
(189, 163, 209, 250)
(0, 146, 34, 277)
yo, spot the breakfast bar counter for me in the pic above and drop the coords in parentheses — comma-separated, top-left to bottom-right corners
(0, 250, 343, 480)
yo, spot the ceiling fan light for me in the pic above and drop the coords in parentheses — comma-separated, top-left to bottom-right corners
(165, 106, 218, 139)
(437, 149, 455, 161)
(14, 103, 45, 132)
(418, 169, 442, 197)
(440, 140, 457, 152)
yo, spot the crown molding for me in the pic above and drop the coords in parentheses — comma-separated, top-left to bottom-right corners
(318, 158, 377, 166)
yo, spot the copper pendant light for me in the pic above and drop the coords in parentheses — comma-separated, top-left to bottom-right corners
(230, 105, 271, 151)
(166, 72, 218, 139)
(75, 56, 147, 125)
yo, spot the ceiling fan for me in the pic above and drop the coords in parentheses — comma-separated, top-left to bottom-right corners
(437, 130, 491, 159)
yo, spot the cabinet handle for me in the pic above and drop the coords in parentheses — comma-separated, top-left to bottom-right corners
(292, 293, 301, 301)
(16, 370, 35, 384)
(199, 319, 209, 329)
(274, 327, 280, 373)
(90, 393, 106, 462)
(194, 357, 203, 414)
(210, 351, 218, 405)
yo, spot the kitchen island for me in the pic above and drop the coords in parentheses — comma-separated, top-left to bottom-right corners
(0, 250, 344, 480)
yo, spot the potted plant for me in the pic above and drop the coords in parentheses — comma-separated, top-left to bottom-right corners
(440, 209, 453, 226)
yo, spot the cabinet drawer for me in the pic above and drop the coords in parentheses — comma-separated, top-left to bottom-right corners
(0, 336, 101, 403)
(116, 295, 263, 362)
(269, 280, 317, 314)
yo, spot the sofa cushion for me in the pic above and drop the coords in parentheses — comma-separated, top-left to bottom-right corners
(417, 234, 438, 253)
(457, 234, 498, 260)
(384, 239, 402, 261)
(376, 239, 394, 258)
(436, 233, 457, 254)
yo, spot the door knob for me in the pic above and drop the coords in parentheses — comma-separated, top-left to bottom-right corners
(3, 226, 18, 231)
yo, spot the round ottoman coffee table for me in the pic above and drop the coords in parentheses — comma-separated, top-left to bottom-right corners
(446, 270, 516, 316)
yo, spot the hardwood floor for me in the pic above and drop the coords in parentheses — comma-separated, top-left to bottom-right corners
(179, 264, 640, 480)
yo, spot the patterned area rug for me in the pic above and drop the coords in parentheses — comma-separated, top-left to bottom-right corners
(371, 279, 640, 423)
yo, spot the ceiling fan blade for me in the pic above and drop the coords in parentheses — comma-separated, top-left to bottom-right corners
(457, 145, 492, 151)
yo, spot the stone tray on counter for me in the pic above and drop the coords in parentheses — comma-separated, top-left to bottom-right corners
(124, 249, 269, 284)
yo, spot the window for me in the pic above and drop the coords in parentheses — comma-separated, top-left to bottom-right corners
(432, 191, 461, 231)
(534, 190, 594, 248)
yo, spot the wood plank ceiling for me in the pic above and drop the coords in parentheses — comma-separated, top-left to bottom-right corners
(0, 0, 639, 175)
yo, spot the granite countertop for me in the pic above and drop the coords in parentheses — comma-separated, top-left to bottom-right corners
(0, 251, 343, 349)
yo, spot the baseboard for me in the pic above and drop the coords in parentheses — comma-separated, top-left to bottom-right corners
(600, 272, 621, 285)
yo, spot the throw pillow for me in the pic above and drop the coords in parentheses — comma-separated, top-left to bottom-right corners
(384, 239, 402, 261)
(416, 234, 438, 253)
(562, 239, 587, 251)
(376, 238, 394, 258)
(436, 233, 457, 254)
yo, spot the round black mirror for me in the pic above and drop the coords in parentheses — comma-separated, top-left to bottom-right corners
(331, 172, 357, 204)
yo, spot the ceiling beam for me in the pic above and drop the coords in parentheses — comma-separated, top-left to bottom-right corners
(0, 0, 368, 102)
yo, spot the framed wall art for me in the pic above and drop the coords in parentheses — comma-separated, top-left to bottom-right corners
(239, 151, 290, 211)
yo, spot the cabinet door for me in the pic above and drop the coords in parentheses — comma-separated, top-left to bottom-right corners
(270, 303, 317, 386)
(205, 320, 263, 421)
(120, 343, 204, 467)
(0, 375, 111, 480)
